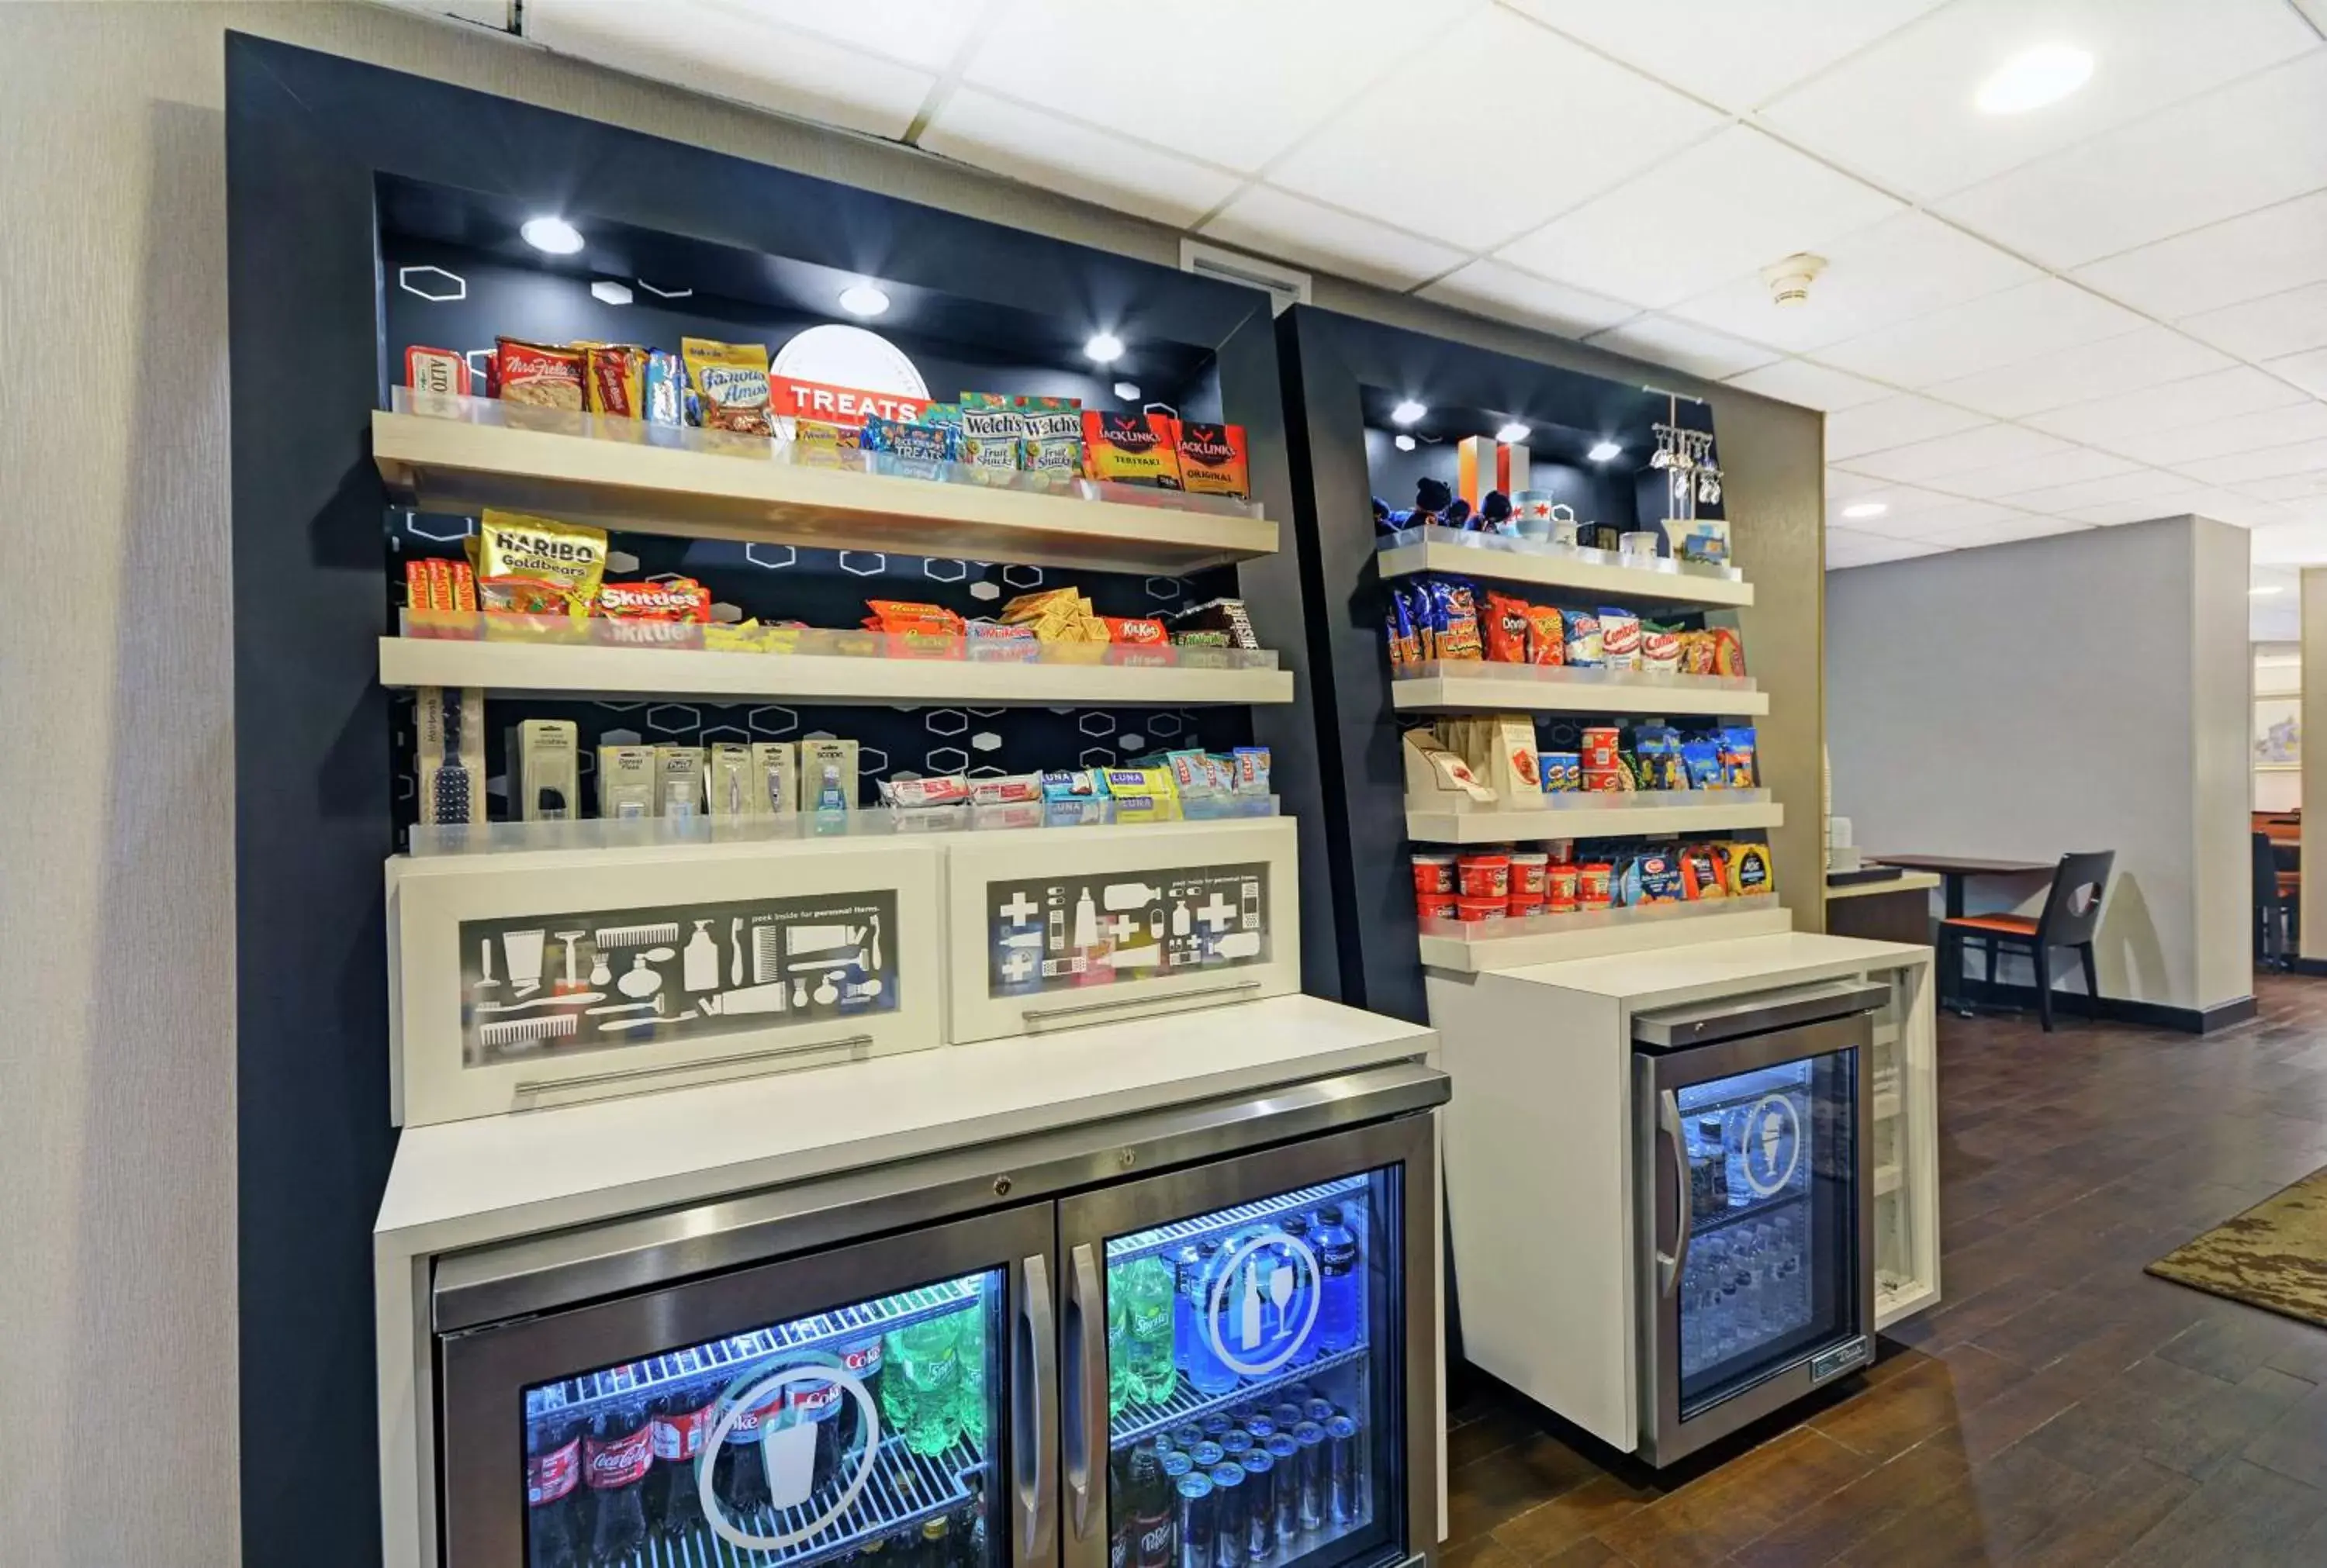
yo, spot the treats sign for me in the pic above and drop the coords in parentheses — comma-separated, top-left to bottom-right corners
(768, 376, 928, 426)
(767, 323, 930, 439)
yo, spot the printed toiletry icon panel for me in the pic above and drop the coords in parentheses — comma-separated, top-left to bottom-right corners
(457, 889, 898, 1069)
(984, 861, 1269, 998)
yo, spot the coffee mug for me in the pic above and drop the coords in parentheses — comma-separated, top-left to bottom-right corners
(1513, 490, 1558, 541)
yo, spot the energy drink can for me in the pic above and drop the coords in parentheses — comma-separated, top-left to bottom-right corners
(1207, 1464, 1246, 1568)
(1266, 1433, 1301, 1540)
(1291, 1421, 1326, 1531)
(1219, 1430, 1254, 1462)
(1170, 1425, 1205, 1452)
(1189, 1441, 1226, 1470)
(1164, 1450, 1195, 1483)
(1326, 1414, 1360, 1525)
(1229, 1403, 1263, 1429)
(1242, 1414, 1278, 1444)
(1302, 1398, 1336, 1426)
(1240, 1446, 1276, 1559)
(1201, 1416, 1233, 1443)
(1174, 1471, 1214, 1568)
(1268, 1404, 1304, 1432)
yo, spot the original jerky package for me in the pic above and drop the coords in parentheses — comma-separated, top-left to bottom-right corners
(1174, 421, 1250, 500)
(680, 337, 773, 435)
(1082, 412, 1183, 489)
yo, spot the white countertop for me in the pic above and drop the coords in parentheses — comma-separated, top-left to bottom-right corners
(375, 993, 1436, 1249)
(1482, 931, 1930, 1009)
(1824, 871, 1941, 901)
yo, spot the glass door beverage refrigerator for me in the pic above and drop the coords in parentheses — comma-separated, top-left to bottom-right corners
(1630, 983, 1884, 1464)
(425, 1062, 1443, 1568)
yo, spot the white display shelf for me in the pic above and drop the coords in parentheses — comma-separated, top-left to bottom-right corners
(1390, 663, 1767, 717)
(1376, 526, 1752, 609)
(1417, 901, 1791, 972)
(375, 392, 1277, 575)
(379, 634, 1293, 706)
(1406, 791, 1780, 844)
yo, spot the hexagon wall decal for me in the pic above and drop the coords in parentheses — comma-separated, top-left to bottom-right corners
(922, 558, 967, 582)
(1119, 733, 1144, 751)
(838, 551, 888, 577)
(925, 710, 969, 737)
(1144, 577, 1183, 600)
(397, 264, 465, 302)
(647, 704, 700, 734)
(745, 544, 798, 571)
(1001, 563, 1044, 589)
(969, 582, 1001, 602)
(1077, 712, 1118, 737)
(925, 746, 969, 774)
(1081, 747, 1117, 769)
(970, 731, 1002, 752)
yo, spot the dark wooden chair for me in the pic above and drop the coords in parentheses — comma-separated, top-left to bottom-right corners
(2256, 831, 2297, 970)
(1938, 850, 2114, 1031)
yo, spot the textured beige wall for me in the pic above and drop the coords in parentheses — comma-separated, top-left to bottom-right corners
(0, 6, 1825, 1561)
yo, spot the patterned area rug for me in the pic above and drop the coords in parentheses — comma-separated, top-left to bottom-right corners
(2148, 1165, 2327, 1328)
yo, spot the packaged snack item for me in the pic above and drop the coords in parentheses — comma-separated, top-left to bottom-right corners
(1454, 895, 1506, 925)
(1539, 751, 1581, 792)
(1581, 765, 1626, 793)
(681, 337, 774, 435)
(861, 413, 959, 478)
(1718, 727, 1760, 789)
(880, 774, 972, 810)
(1428, 579, 1483, 661)
(1385, 603, 1410, 668)
(1710, 626, 1748, 677)
(472, 509, 607, 614)
(1415, 890, 1457, 923)
(1633, 727, 1683, 791)
(598, 578, 711, 622)
(1680, 844, 1727, 900)
(1621, 853, 1688, 905)
(494, 337, 584, 409)
(1641, 623, 1682, 675)
(1098, 765, 1177, 817)
(1081, 411, 1183, 489)
(1175, 421, 1250, 499)
(1679, 630, 1717, 675)
(1395, 585, 1433, 663)
(863, 599, 965, 637)
(1402, 728, 1499, 806)
(1411, 853, 1456, 896)
(1599, 608, 1641, 671)
(404, 345, 469, 403)
(1040, 768, 1107, 802)
(1578, 862, 1615, 910)
(1681, 737, 1724, 790)
(1579, 727, 1621, 771)
(1509, 850, 1549, 900)
(1015, 396, 1084, 483)
(1232, 746, 1271, 796)
(1483, 592, 1532, 663)
(1562, 609, 1603, 667)
(641, 349, 685, 426)
(969, 773, 1042, 807)
(584, 344, 646, 418)
(1455, 851, 1510, 900)
(957, 393, 1025, 476)
(1101, 616, 1170, 646)
(1525, 604, 1567, 666)
(1162, 749, 1221, 798)
(1726, 841, 1776, 896)
(1170, 597, 1260, 651)
(1545, 863, 1580, 914)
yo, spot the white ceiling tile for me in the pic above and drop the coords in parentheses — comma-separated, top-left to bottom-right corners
(1914, 515, 2095, 549)
(1829, 489, 1992, 537)
(1582, 315, 1782, 380)
(1825, 395, 1990, 460)
(1837, 423, 2075, 485)
(1933, 52, 2327, 269)
(2266, 349, 2327, 400)
(1825, 468, 1892, 503)
(2249, 519, 2327, 563)
(918, 89, 1243, 228)
(1270, 9, 1721, 250)
(2181, 281, 2327, 361)
(1994, 468, 2206, 513)
(1811, 278, 2152, 387)
(2243, 469, 2327, 503)
(1932, 446, 2141, 500)
(1758, 0, 2320, 200)
(1418, 261, 1641, 337)
(2139, 402, 2327, 467)
(1505, 0, 1952, 112)
(960, 0, 1469, 172)
(1727, 359, 1894, 412)
(1198, 187, 1468, 292)
(1495, 126, 1900, 309)
(711, 0, 991, 71)
(1920, 327, 2236, 418)
(1667, 211, 2039, 352)
(2064, 496, 2216, 526)
(1825, 527, 1951, 568)
(2177, 438, 2327, 487)
(2024, 367, 2310, 445)
(524, 0, 936, 137)
(2074, 188, 2327, 319)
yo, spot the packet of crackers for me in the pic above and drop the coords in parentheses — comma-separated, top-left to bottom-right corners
(1016, 395, 1084, 486)
(494, 337, 584, 410)
(468, 509, 607, 619)
(681, 337, 773, 436)
(1000, 587, 1094, 641)
(1081, 412, 1183, 489)
(1174, 420, 1250, 499)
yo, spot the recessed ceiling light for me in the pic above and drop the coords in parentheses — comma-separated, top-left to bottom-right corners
(2251, 585, 2286, 596)
(1084, 332, 1125, 364)
(1842, 502, 1889, 519)
(1585, 440, 1622, 463)
(1494, 422, 1530, 444)
(1976, 43, 2094, 115)
(838, 285, 890, 318)
(1394, 434, 1417, 452)
(1391, 399, 1427, 426)
(590, 280, 633, 306)
(520, 216, 585, 254)
(1113, 382, 1141, 401)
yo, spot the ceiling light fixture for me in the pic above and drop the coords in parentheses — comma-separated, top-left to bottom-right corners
(1585, 440, 1622, 463)
(520, 216, 585, 254)
(838, 284, 890, 318)
(1841, 502, 1889, 520)
(2251, 585, 2286, 596)
(1391, 399, 1427, 427)
(1394, 434, 1417, 453)
(1494, 422, 1530, 444)
(1084, 332, 1125, 364)
(1112, 382, 1141, 401)
(1976, 43, 2094, 115)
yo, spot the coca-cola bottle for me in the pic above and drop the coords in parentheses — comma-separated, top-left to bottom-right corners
(583, 1398, 654, 1565)
(525, 1411, 588, 1568)
(714, 1382, 789, 1521)
(648, 1380, 721, 1540)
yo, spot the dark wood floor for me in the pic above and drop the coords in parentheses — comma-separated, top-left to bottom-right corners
(1442, 972, 2327, 1566)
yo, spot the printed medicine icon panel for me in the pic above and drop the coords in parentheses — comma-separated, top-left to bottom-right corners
(984, 862, 1271, 998)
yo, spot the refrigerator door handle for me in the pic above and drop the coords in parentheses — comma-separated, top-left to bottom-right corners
(1063, 1240, 1108, 1546)
(1018, 1251, 1060, 1564)
(1656, 1088, 1693, 1300)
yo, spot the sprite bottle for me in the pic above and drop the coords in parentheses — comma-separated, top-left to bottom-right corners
(884, 1312, 963, 1456)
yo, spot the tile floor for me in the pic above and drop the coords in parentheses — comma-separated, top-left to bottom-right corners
(1441, 972, 2327, 1566)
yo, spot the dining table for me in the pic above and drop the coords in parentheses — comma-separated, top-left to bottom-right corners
(1864, 854, 2056, 919)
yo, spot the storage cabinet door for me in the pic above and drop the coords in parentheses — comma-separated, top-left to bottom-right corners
(437, 1205, 1056, 1568)
(1055, 1115, 1436, 1568)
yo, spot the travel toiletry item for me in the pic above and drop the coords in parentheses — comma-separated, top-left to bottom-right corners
(655, 747, 705, 824)
(416, 686, 485, 827)
(751, 741, 797, 816)
(707, 743, 755, 820)
(799, 737, 859, 813)
(596, 745, 657, 820)
(509, 719, 579, 822)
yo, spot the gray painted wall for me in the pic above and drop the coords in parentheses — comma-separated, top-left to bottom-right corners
(1826, 516, 2252, 1014)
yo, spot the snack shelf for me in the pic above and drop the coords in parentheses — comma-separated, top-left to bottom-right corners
(375, 395, 1278, 576)
(1406, 793, 1781, 844)
(1376, 526, 1753, 609)
(1391, 665, 1769, 717)
(1416, 900, 1791, 972)
(378, 635, 1294, 707)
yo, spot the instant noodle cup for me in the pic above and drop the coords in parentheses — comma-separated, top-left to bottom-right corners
(1414, 890, 1457, 923)
(1578, 862, 1615, 909)
(1509, 851, 1549, 899)
(1545, 863, 1580, 913)
(1411, 852, 1456, 896)
(1455, 851, 1511, 900)
(1454, 895, 1506, 925)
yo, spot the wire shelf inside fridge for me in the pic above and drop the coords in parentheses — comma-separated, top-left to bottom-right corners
(1103, 1176, 1371, 1266)
(1109, 1342, 1369, 1449)
(1692, 1186, 1809, 1242)
(618, 1435, 985, 1568)
(532, 1274, 986, 1417)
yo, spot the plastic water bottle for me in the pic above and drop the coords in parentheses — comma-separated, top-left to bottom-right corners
(1310, 1205, 1360, 1354)
(886, 1313, 963, 1456)
(954, 1303, 987, 1444)
(1107, 1263, 1133, 1418)
(1722, 1109, 1753, 1209)
(1179, 1240, 1238, 1396)
(1275, 1215, 1315, 1361)
(1121, 1255, 1178, 1405)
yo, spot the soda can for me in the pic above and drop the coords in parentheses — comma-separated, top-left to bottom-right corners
(1242, 1414, 1277, 1444)
(1291, 1421, 1327, 1531)
(1240, 1445, 1276, 1560)
(1267, 1403, 1304, 1432)
(1163, 1450, 1195, 1482)
(1229, 1403, 1263, 1429)
(1170, 1425, 1205, 1452)
(1265, 1433, 1301, 1541)
(1302, 1398, 1336, 1426)
(1201, 1415, 1233, 1442)
(1174, 1471, 1215, 1568)
(1189, 1441, 1226, 1470)
(1219, 1429, 1254, 1462)
(1207, 1464, 1246, 1568)
(1326, 1414, 1360, 1525)
(1281, 1384, 1315, 1407)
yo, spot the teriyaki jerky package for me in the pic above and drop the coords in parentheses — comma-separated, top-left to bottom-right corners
(1081, 411, 1183, 489)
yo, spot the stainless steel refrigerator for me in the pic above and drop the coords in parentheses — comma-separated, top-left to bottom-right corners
(1630, 982, 1885, 1464)
(427, 1062, 1445, 1568)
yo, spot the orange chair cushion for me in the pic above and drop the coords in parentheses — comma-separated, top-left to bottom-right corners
(1943, 913, 2039, 936)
